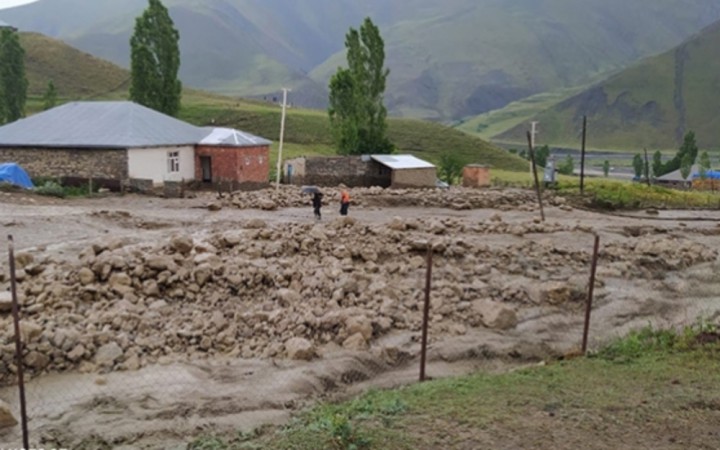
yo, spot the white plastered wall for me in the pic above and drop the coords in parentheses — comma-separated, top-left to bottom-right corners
(127, 145, 195, 185)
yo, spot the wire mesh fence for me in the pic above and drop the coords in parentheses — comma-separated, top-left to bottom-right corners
(1, 187, 719, 448)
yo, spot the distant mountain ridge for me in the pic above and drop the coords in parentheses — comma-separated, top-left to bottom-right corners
(3, 0, 720, 120)
(495, 20, 720, 151)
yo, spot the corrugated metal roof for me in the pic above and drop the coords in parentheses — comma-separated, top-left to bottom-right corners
(200, 127, 271, 147)
(0, 101, 207, 148)
(371, 154, 436, 170)
(656, 164, 700, 182)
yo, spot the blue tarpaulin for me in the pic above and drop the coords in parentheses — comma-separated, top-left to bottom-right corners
(0, 163, 34, 189)
(693, 170, 720, 180)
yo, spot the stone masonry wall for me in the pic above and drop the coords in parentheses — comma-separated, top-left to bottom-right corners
(0, 147, 128, 181)
(391, 167, 437, 188)
(285, 156, 391, 187)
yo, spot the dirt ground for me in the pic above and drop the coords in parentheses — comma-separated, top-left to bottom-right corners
(1, 189, 720, 449)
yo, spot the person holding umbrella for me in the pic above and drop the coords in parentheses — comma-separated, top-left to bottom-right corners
(312, 192, 323, 220)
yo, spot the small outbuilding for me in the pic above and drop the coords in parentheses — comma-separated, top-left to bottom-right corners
(655, 164, 699, 188)
(196, 127, 271, 190)
(283, 154, 436, 188)
(462, 164, 491, 188)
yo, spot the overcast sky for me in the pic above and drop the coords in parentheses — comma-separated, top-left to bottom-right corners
(0, 0, 38, 10)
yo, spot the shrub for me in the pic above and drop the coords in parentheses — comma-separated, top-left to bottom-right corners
(34, 181, 66, 198)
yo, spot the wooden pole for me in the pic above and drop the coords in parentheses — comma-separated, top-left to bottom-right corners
(419, 245, 433, 382)
(580, 115, 587, 194)
(8, 235, 30, 449)
(526, 131, 545, 222)
(582, 235, 601, 354)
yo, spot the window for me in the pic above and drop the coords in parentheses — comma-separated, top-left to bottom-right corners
(168, 151, 180, 173)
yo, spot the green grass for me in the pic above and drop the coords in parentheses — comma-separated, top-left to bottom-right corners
(557, 178, 720, 210)
(177, 99, 528, 171)
(190, 324, 720, 449)
(455, 86, 588, 141)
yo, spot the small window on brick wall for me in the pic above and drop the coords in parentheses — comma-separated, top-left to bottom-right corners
(168, 151, 180, 173)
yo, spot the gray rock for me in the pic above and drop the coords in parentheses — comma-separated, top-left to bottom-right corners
(25, 351, 50, 370)
(472, 299, 517, 330)
(95, 342, 123, 367)
(342, 332, 368, 350)
(285, 337, 315, 361)
(0, 291, 13, 313)
(78, 267, 95, 285)
(0, 399, 17, 429)
(171, 235, 194, 255)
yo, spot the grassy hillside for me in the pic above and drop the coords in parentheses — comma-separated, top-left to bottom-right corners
(495, 20, 720, 151)
(178, 99, 527, 171)
(455, 85, 588, 141)
(20, 32, 129, 98)
(6, 0, 720, 120)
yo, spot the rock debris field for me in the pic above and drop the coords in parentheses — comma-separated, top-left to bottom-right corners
(1, 186, 720, 448)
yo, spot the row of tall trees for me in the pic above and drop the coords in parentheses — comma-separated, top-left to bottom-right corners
(633, 131, 706, 182)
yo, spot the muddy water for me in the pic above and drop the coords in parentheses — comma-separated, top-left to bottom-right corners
(1, 194, 720, 448)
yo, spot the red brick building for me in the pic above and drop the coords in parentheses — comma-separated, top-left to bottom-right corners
(195, 128, 271, 190)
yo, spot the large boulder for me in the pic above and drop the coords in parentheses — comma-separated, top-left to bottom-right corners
(285, 337, 316, 361)
(0, 399, 17, 429)
(95, 342, 123, 367)
(171, 235, 194, 255)
(0, 291, 13, 313)
(472, 299, 518, 330)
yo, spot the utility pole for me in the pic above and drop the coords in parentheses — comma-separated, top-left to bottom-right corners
(275, 88, 290, 189)
(530, 121, 539, 174)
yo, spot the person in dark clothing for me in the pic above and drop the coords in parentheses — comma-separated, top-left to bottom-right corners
(312, 192, 323, 220)
(340, 189, 350, 216)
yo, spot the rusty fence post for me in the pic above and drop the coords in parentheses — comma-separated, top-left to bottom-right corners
(582, 234, 601, 354)
(8, 235, 30, 448)
(419, 244, 433, 382)
(526, 131, 545, 222)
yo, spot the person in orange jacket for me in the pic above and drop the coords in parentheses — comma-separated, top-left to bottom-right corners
(340, 189, 350, 216)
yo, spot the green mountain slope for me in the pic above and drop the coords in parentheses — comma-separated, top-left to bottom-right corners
(12, 30, 523, 172)
(20, 32, 129, 98)
(4, 0, 720, 121)
(495, 20, 720, 151)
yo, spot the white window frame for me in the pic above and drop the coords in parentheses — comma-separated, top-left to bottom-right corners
(168, 151, 180, 173)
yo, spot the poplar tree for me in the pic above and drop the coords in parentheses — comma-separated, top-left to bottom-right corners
(42, 80, 58, 110)
(129, 0, 181, 116)
(0, 28, 28, 124)
(329, 17, 393, 155)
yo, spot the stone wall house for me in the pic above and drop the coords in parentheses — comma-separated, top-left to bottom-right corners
(0, 102, 271, 191)
(283, 154, 436, 188)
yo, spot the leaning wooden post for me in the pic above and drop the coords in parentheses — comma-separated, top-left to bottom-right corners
(419, 244, 433, 382)
(526, 131, 545, 222)
(8, 235, 30, 449)
(582, 234, 601, 354)
(580, 115, 587, 194)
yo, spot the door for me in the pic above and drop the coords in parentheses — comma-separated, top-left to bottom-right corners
(200, 156, 212, 182)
